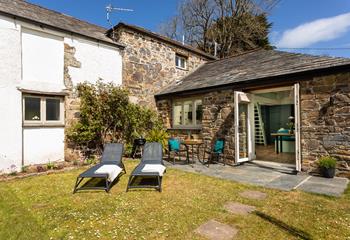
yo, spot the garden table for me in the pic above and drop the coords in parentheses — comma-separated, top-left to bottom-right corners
(181, 139, 203, 164)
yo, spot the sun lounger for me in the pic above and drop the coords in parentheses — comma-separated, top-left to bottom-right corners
(73, 143, 125, 193)
(126, 142, 166, 192)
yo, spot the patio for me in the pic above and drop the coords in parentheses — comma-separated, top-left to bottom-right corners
(168, 160, 349, 197)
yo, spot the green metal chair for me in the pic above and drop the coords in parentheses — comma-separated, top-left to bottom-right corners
(203, 138, 226, 167)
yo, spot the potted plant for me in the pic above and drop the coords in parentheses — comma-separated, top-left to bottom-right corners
(318, 156, 337, 178)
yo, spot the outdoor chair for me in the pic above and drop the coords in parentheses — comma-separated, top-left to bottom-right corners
(73, 143, 126, 193)
(202, 138, 226, 167)
(168, 138, 187, 164)
(126, 142, 166, 192)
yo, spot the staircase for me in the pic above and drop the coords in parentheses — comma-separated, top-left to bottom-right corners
(254, 103, 267, 146)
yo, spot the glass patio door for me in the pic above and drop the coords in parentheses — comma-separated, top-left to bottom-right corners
(234, 91, 253, 163)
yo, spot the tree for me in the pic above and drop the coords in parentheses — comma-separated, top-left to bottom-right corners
(159, 0, 278, 58)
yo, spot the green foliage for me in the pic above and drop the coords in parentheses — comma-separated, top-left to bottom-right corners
(318, 156, 337, 169)
(85, 157, 97, 165)
(66, 81, 162, 154)
(21, 166, 28, 173)
(146, 128, 169, 152)
(47, 162, 56, 170)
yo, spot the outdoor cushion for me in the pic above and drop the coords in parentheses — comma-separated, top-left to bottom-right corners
(141, 164, 166, 176)
(169, 139, 180, 151)
(214, 140, 224, 153)
(95, 165, 122, 182)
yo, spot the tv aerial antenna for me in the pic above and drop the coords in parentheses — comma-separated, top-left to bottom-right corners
(106, 3, 133, 37)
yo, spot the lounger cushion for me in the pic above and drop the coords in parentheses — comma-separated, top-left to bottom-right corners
(141, 164, 166, 176)
(95, 165, 122, 182)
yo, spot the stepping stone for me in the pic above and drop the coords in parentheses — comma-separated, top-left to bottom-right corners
(224, 202, 256, 215)
(195, 219, 238, 240)
(239, 190, 267, 200)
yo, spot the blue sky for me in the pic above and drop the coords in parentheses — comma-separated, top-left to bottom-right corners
(28, 0, 350, 57)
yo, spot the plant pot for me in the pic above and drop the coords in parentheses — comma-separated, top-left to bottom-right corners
(321, 167, 336, 178)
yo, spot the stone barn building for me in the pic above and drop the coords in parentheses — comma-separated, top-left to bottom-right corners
(155, 50, 350, 177)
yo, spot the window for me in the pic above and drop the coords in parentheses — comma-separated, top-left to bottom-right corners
(173, 99, 203, 128)
(23, 95, 64, 126)
(175, 54, 187, 69)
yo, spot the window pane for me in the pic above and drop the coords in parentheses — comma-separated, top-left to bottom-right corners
(195, 100, 203, 125)
(180, 58, 185, 68)
(46, 99, 60, 121)
(175, 56, 180, 67)
(184, 101, 193, 125)
(173, 103, 182, 126)
(24, 97, 41, 121)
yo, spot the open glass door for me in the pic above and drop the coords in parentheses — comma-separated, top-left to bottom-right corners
(294, 83, 302, 171)
(234, 91, 253, 163)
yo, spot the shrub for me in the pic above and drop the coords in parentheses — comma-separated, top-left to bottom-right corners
(21, 165, 28, 173)
(66, 81, 162, 155)
(47, 162, 56, 170)
(318, 156, 337, 169)
(146, 128, 169, 152)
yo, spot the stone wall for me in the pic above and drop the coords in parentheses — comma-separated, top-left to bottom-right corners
(300, 72, 350, 177)
(157, 73, 350, 176)
(156, 89, 235, 164)
(116, 29, 209, 108)
(63, 43, 82, 161)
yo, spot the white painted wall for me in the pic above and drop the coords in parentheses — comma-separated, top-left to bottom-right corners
(0, 15, 23, 173)
(65, 37, 122, 85)
(23, 128, 65, 165)
(22, 28, 65, 88)
(0, 14, 123, 173)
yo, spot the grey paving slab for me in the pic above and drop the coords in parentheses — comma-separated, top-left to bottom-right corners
(224, 202, 256, 215)
(239, 190, 268, 200)
(297, 176, 349, 197)
(167, 162, 349, 197)
(264, 174, 309, 191)
(195, 219, 238, 240)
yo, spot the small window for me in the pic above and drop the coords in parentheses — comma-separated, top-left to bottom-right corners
(172, 98, 202, 128)
(46, 98, 61, 121)
(24, 97, 41, 121)
(23, 95, 64, 126)
(175, 54, 187, 70)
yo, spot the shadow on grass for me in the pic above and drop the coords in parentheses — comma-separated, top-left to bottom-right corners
(254, 211, 313, 240)
(0, 185, 48, 239)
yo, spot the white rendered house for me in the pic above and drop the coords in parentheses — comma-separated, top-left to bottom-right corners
(0, 0, 123, 173)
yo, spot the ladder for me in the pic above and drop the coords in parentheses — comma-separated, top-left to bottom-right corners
(254, 103, 267, 146)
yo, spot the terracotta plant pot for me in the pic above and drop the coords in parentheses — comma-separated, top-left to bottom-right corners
(321, 167, 335, 178)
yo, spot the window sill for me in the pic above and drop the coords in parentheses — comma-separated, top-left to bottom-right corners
(168, 126, 202, 131)
(175, 66, 189, 71)
(23, 123, 65, 128)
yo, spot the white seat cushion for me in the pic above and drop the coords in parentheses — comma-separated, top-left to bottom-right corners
(141, 164, 166, 176)
(94, 165, 122, 182)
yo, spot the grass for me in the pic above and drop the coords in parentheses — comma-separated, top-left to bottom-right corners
(0, 159, 349, 240)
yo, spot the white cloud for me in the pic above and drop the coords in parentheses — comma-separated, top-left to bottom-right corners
(276, 12, 350, 48)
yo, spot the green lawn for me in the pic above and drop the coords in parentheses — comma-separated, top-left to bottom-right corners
(0, 160, 349, 240)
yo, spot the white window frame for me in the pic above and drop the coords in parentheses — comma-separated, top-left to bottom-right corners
(175, 54, 188, 70)
(23, 95, 65, 127)
(172, 98, 202, 129)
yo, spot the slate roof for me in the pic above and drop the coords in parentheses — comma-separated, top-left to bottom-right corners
(109, 22, 217, 60)
(0, 0, 123, 48)
(156, 49, 350, 96)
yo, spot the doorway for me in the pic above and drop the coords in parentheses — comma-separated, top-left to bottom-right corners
(234, 84, 301, 171)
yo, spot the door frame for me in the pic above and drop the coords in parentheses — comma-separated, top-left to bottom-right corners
(234, 91, 254, 164)
(241, 84, 302, 171)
